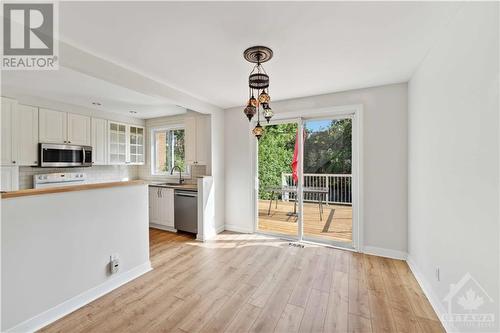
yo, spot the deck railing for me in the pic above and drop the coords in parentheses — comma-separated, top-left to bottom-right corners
(281, 173, 352, 205)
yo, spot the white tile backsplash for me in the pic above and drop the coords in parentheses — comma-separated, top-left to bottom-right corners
(19, 165, 140, 189)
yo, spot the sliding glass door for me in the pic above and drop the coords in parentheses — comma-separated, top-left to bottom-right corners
(255, 115, 355, 249)
(302, 117, 353, 248)
(256, 120, 300, 239)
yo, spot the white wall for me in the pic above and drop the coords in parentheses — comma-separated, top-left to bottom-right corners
(1, 184, 150, 331)
(211, 110, 225, 233)
(225, 83, 408, 254)
(408, 2, 499, 330)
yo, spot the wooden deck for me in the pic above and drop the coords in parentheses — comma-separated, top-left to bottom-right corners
(41, 229, 444, 333)
(258, 200, 352, 243)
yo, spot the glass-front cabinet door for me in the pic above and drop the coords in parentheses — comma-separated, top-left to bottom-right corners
(129, 126, 144, 164)
(109, 122, 127, 164)
(108, 122, 145, 165)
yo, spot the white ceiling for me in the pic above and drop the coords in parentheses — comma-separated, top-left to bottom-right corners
(56, 1, 461, 109)
(2, 67, 186, 119)
(1, 2, 461, 116)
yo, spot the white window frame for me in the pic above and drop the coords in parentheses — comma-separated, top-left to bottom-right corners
(150, 124, 189, 176)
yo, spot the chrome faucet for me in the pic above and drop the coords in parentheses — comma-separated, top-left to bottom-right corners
(170, 166, 185, 184)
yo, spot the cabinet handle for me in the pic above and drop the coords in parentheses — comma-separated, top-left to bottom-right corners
(12, 161, 16, 164)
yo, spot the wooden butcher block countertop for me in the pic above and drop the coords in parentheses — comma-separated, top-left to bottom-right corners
(1, 180, 146, 199)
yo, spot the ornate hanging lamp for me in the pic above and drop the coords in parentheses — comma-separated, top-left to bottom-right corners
(243, 46, 274, 139)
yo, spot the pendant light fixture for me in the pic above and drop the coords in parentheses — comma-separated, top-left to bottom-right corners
(243, 46, 274, 139)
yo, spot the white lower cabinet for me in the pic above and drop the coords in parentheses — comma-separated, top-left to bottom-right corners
(149, 186, 175, 231)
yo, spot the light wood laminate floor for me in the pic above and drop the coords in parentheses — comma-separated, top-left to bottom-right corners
(41, 229, 444, 333)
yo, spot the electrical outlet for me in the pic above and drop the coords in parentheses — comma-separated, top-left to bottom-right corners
(436, 267, 440, 282)
(110, 254, 120, 274)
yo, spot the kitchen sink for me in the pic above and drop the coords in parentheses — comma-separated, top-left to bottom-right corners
(155, 183, 196, 189)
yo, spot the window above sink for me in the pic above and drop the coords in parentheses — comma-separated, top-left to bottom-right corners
(151, 125, 187, 176)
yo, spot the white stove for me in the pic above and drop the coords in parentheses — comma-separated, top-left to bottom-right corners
(34, 172, 87, 189)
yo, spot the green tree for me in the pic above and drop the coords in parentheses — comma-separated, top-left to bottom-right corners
(304, 119, 351, 174)
(257, 119, 352, 200)
(258, 123, 297, 199)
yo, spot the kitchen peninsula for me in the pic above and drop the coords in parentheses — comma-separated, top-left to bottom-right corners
(1, 180, 150, 332)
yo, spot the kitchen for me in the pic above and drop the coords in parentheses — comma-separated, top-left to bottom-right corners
(1, 93, 213, 231)
(0, 87, 219, 331)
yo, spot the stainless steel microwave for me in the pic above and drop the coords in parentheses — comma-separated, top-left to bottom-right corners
(39, 143, 92, 167)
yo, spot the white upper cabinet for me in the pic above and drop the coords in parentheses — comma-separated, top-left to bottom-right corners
(185, 115, 210, 166)
(195, 115, 210, 166)
(39, 108, 67, 144)
(108, 121, 127, 165)
(39, 108, 91, 145)
(15, 105, 39, 166)
(184, 116, 197, 165)
(91, 118, 107, 165)
(2, 99, 38, 166)
(67, 113, 91, 145)
(1, 98, 143, 168)
(1, 97, 16, 165)
(129, 125, 145, 165)
(108, 122, 145, 165)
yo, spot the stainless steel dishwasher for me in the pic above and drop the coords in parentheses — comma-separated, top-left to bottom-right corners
(174, 190, 198, 234)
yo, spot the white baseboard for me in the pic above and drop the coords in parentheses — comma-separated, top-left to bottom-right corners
(196, 224, 226, 241)
(6, 262, 152, 333)
(363, 245, 407, 260)
(224, 224, 254, 234)
(149, 223, 177, 233)
(216, 224, 225, 234)
(406, 256, 456, 333)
